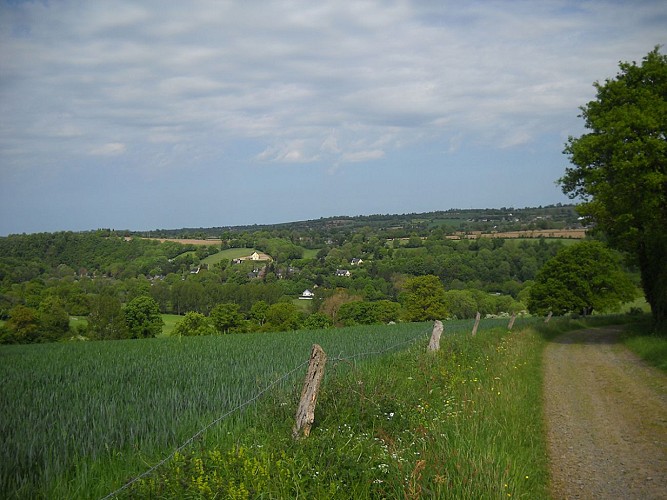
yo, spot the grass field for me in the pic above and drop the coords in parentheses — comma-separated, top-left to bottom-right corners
(201, 248, 258, 266)
(1, 315, 649, 498)
(160, 314, 182, 336)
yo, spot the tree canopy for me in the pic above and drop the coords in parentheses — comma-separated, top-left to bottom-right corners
(561, 47, 667, 328)
(527, 241, 636, 316)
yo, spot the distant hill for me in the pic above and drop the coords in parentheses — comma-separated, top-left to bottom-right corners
(133, 204, 581, 240)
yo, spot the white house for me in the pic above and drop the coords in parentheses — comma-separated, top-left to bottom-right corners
(335, 269, 351, 277)
(299, 289, 315, 300)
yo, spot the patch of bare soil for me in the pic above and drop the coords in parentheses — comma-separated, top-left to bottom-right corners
(543, 326, 667, 499)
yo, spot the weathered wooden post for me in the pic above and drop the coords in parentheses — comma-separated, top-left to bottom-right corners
(428, 320, 443, 351)
(507, 313, 516, 331)
(471, 311, 481, 336)
(545, 311, 553, 323)
(293, 344, 327, 439)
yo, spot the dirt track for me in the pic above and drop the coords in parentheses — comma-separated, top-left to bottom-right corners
(543, 327, 667, 499)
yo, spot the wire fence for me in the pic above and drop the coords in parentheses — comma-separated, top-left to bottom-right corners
(101, 324, 433, 499)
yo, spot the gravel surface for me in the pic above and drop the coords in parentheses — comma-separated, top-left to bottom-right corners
(543, 326, 667, 499)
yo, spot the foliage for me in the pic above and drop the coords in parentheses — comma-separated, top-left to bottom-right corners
(527, 241, 636, 316)
(401, 275, 447, 321)
(0, 206, 586, 343)
(124, 296, 163, 338)
(88, 294, 127, 340)
(264, 302, 303, 331)
(5, 305, 40, 343)
(210, 302, 245, 334)
(37, 296, 70, 341)
(561, 47, 667, 327)
(336, 300, 401, 326)
(173, 312, 216, 336)
(301, 312, 333, 329)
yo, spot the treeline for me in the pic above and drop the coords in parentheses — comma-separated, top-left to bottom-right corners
(0, 219, 574, 343)
(143, 204, 580, 240)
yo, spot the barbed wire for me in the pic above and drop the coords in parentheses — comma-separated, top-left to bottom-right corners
(101, 325, 432, 499)
(101, 358, 310, 500)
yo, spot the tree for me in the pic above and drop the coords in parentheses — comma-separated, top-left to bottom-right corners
(210, 302, 244, 334)
(6, 305, 40, 343)
(402, 275, 447, 322)
(527, 241, 636, 316)
(561, 47, 667, 328)
(264, 302, 303, 331)
(38, 295, 70, 341)
(88, 294, 127, 340)
(124, 296, 163, 338)
(173, 311, 215, 336)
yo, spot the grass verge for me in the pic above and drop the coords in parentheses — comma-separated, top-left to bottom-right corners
(620, 316, 667, 372)
(123, 326, 550, 499)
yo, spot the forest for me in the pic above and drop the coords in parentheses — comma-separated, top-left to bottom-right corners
(0, 204, 612, 343)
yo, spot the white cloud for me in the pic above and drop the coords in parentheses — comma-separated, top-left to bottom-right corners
(89, 142, 126, 156)
(0, 0, 665, 174)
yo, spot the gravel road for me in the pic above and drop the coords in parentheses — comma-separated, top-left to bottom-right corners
(543, 326, 667, 499)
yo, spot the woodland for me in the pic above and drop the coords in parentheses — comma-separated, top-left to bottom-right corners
(1, 204, 627, 343)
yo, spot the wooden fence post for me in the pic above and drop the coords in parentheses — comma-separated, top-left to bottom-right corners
(293, 344, 327, 439)
(428, 320, 443, 351)
(507, 313, 516, 331)
(471, 312, 481, 336)
(545, 311, 553, 323)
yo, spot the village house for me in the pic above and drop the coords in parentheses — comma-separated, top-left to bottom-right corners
(299, 289, 315, 300)
(336, 269, 351, 277)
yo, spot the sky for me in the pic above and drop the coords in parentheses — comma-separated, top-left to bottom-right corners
(1, 1, 665, 235)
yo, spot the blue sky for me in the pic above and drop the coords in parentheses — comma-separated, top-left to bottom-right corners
(1, 1, 665, 235)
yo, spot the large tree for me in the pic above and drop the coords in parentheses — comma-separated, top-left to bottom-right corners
(527, 241, 636, 316)
(561, 47, 667, 328)
(124, 295, 163, 338)
(402, 275, 447, 322)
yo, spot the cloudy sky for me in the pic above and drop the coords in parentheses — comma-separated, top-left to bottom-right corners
(0, 1, 665, 235)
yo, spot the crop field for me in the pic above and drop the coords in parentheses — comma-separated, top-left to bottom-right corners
(0, 317, 533, 497)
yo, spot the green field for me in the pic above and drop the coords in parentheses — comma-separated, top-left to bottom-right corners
(2, 315, 640, 498)
(160, 314, 182, 336)
(201, 248, 258, 266)
(301, 248, 319, 259)
(1, 321, 437, 497)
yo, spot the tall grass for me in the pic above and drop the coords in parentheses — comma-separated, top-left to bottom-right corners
(2, 321, 437, 498)
(129, 322, 550, 499)
(2, 316, 548, 498)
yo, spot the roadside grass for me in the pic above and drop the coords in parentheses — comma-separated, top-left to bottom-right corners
(127, 324, 550, 499)
(621, 315, 667, 372)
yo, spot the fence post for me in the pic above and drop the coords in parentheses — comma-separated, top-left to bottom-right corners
(507, 313, 516, 331)
(293, 344, 327, 439)
(545, 311, 553, 323)
(471, 311, 481, 336)
(428, 320, 443, 351)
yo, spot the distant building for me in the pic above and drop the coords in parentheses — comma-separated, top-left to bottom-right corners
(299, 289, 315, 300)
(336, 269, 351, 277)
(350, 258, 364, 266)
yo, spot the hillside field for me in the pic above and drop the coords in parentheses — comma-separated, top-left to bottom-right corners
(2, 317, 545, 498)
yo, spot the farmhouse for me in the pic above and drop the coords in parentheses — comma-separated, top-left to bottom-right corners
(299, 289, 315, 300)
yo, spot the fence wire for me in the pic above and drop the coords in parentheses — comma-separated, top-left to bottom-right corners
(101, 325, 432, 499)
